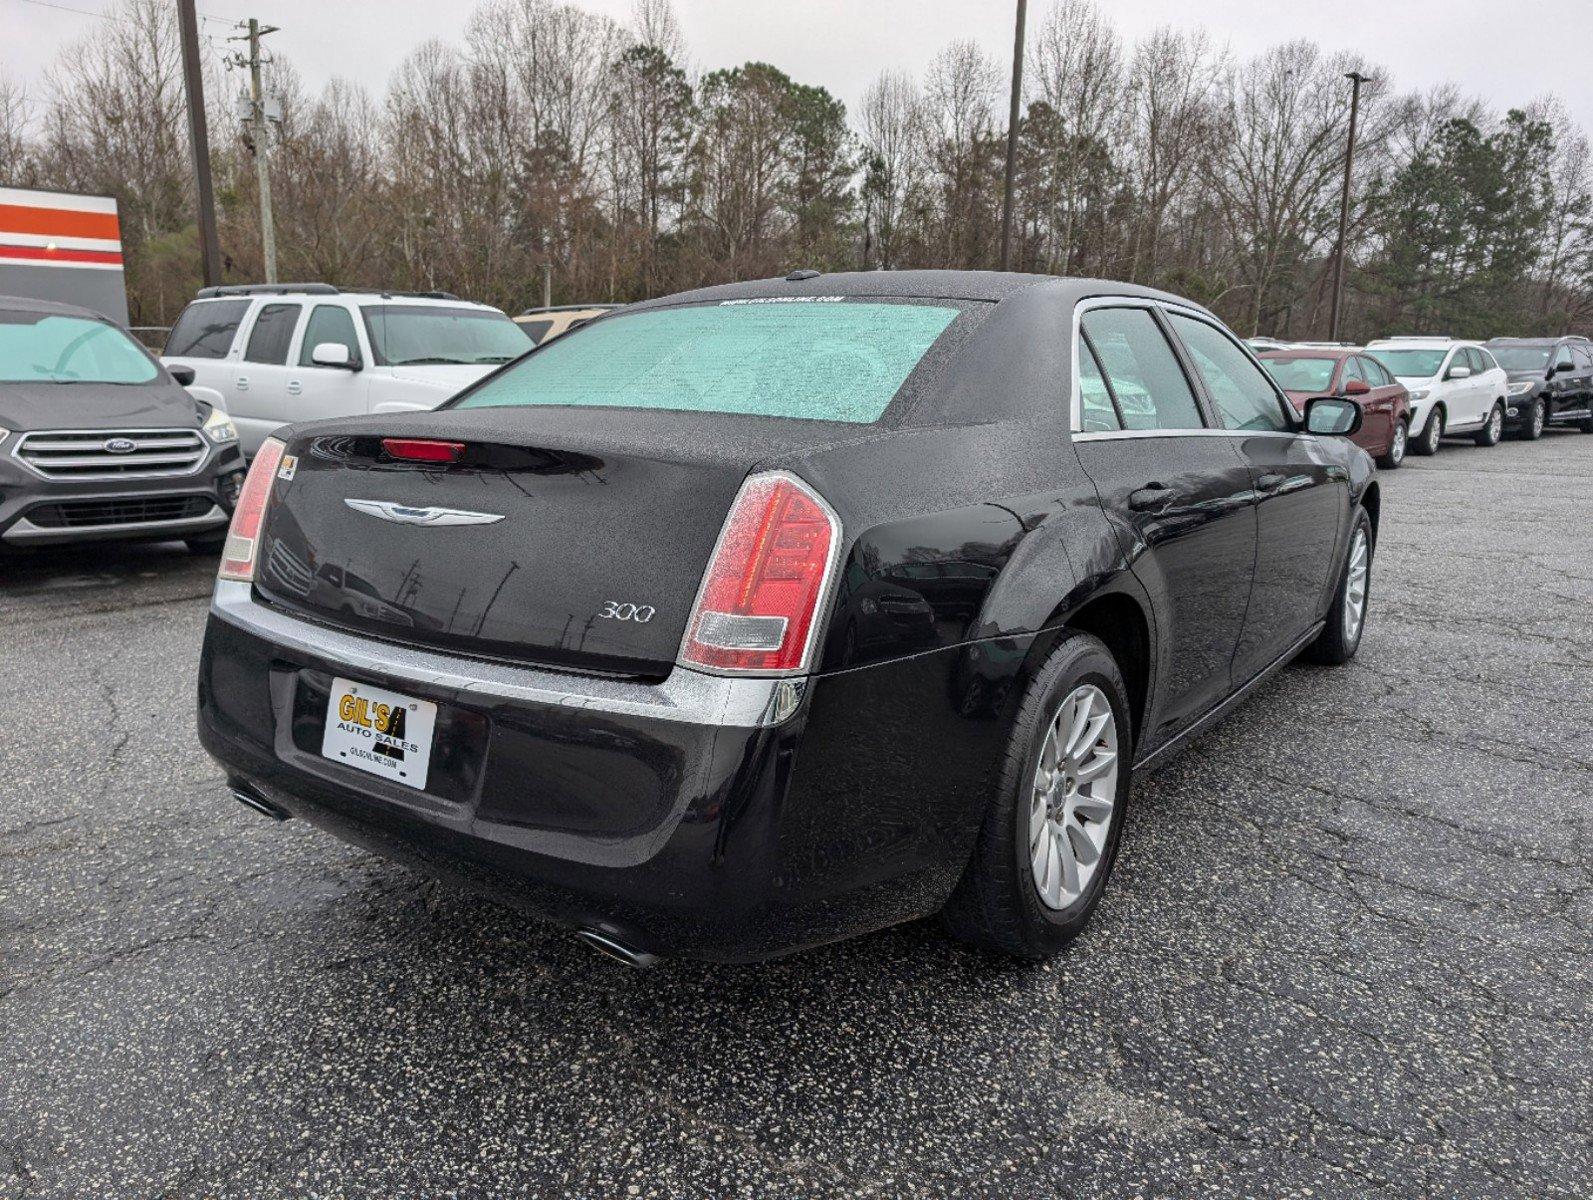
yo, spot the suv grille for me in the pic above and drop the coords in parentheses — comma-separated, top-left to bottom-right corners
(14, 429, 207, 479)
(25, 495, 216, 529)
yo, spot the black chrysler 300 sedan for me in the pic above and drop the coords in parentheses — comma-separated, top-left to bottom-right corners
(197, 271, 1377, 963)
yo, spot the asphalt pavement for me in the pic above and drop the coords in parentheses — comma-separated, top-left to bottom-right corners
(2, 430, 1589, 1198)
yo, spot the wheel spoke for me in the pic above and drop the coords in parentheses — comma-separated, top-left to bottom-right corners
(1028, 796, 1047, 850)
(1075, 749, 1117, 784)
(1054, 826, 1080, 896)
(1062, 693, 1092, 762)
(1068, 823, 1101, 868)
(1072, 792, 1114, 822)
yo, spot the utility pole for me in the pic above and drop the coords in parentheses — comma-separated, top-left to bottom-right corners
(230, 19, 280, 283)
(176, 0, 222, 285)
(1329, 71, 1370, 342)
(998, 0, 1028, 271)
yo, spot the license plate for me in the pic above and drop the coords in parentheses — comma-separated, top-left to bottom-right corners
(321, 677, 437, 790)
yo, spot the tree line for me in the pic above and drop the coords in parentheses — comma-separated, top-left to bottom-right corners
(2, 0, 1589, 340)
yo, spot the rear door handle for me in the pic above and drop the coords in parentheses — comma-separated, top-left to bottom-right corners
(287, 380, 302, 395)
(1256, 472, 1287, 494)
(235, 376, 249, 391)
(1128, 482, 1172, 512)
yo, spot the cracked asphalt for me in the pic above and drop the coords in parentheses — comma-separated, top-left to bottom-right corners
(3, 430, 1590, 1199)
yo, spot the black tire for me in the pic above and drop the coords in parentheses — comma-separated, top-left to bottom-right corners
(1518, 399, 1545, 441)
(1581, 410, 1593, 434)
(185, 532, 227, 554)
(1473, 402, 1504, 447)
(1413, 407, 1444, 455)
(941, 632, 1133, 959)
(1305, 507, 1373, 666)
(1375, 418, 1408, 470)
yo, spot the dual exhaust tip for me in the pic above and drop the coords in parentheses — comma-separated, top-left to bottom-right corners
(230, 781, 656, 967)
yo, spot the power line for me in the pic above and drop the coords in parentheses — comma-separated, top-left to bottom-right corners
(9, 0, 246, 29)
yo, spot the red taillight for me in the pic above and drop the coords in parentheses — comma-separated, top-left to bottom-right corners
(218, 437, 285, 582)
(680, 471, 840, 674)
(382, 438, 465, 463)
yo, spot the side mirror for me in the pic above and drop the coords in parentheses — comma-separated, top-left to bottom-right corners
(1343, 378, 1371, 397)
(1304, 396, 1363, 437)
(168, 364, 196, 386)
(1551, 361, 1572, 376)
(311, 342, 358, 370)
(1446, 365, 1472, 380)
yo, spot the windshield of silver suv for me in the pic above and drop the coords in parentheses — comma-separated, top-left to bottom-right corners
(1489, 345, 1554, 372)
(0, 311, 160, 384)
(1374, 348, 1448, 378)
(359, 305, 531, 367)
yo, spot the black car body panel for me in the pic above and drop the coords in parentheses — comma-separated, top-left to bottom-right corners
(197, 271, 1375, 960)
(1, 295, 244, 547)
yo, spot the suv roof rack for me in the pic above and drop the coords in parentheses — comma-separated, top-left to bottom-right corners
(194, 283, 461, 301)
(519, 303, 618, 315)
(1378, 335, 1454, 342)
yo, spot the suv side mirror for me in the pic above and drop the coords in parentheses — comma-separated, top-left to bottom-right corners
(311, 342, 359, 370)
(1305, 396, 1363, 437)
(1551, 361, 1573, 376)
(168, 364, 197, 386)
(1446, 365, 1472, 380)
(1343, 378, 1371, 397)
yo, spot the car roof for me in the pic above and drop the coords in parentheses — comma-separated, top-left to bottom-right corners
(621, 270, 1208, 313)
(0, 293, 108, 320)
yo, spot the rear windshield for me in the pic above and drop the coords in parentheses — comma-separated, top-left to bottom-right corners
(1261, 356, 1336, 392)
(361, 305, 532, 367)
(0, 311, 159, 384)
(454, 299, 962, 423)
(1374, 348, 1447, 378)
(1488, 344, 1553, 371)
(165, 299, 249, 359)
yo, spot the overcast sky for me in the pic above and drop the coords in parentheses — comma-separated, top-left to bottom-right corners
(5, 0, 1591, 136)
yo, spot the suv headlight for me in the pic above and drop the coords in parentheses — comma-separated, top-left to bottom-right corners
(202, 407, 239, 444)
(1507, 380, 1534, 396)
(1408, 388, 1430, 401)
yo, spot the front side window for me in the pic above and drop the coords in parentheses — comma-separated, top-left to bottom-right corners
(164, 299, 249, 359)
(244, 303, 302, 365)
(455, 300, 964, 424)
(1079, 307, 1203, 431)
(1465, 348, 1487, 373)
(1168, 313, 1289, 432)
(362, 305, 532, 367)
(1341, 357, 1365, 387)
(1077, 338, 1121, 431)
(299, 305, 361, 367)
(0, 311, 159, 384)
(1553, 344, 1575, 370)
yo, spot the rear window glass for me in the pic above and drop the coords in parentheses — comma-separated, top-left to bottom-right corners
(454, 300, 962, 424)
(164, 299, 249, 359)
(1261, 356, 1336, 392)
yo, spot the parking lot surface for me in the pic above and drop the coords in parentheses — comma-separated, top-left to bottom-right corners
(3, 432, 1590, 1199)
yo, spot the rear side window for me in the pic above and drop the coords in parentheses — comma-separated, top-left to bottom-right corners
(299, 304, 361, 366)
(244, 303, 301, 365)
(1167, 313, 1289, 432)
(1363, 357, 1394, 387)
(1077, 339, 1121, 431)
(456, 300, 962, 424)
(1079, 307, 1203, 431)
(164, 299, 249, 359)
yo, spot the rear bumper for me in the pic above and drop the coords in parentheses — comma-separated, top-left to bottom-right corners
(0, 441, 244, 546)
(197, 583, 1019, 960)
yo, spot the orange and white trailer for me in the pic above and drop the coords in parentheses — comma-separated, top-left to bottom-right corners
(0, 186, 128, 326)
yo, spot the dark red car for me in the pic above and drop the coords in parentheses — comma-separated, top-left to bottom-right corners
(1258, 348, 1411, 469)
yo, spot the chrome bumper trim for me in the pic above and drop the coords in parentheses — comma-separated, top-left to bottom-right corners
(3, 504, 228, 543)
(210, 579, 805, 728)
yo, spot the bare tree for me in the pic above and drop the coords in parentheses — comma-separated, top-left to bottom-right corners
(923, 40, 1000, 268)
(859, 70, 925, 269)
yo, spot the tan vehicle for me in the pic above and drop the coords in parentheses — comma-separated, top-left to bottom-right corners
(513, 304, 617, 346)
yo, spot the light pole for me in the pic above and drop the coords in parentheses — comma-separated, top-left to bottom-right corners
(1329, 71, 1370, 342)
(999, 0, 1028, 271)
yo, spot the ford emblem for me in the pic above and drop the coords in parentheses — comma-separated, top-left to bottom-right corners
(103, 437, 138, 454)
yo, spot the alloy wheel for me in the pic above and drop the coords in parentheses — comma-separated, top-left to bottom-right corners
(1425, 412, 1443, 453)
(1029, 684, 1119, 911)
(1532, 402, 1545, 438)
(1389, 421, 1407, 465)
(1488, 406, 1503, 444)
(1343, 527, 1370, 644)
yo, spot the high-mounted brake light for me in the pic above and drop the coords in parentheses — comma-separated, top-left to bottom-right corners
(382, 438, 465, 463)
(218, 437, 286, 582)
(680, 471, 841, 675)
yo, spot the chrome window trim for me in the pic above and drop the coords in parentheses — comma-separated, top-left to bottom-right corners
(1069, 295, 1297, 437)
(211, 579, 807, 728)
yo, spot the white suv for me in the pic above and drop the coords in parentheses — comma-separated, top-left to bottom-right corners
(1364, 337, 1509, 456)
(161, 285, 532, 455)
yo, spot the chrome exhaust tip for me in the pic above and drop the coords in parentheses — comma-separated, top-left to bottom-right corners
(575, 928, 658, 969)
(230, 783, 292, 822)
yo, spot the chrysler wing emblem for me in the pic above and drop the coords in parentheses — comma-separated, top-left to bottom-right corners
(344, 499, 505, 527)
